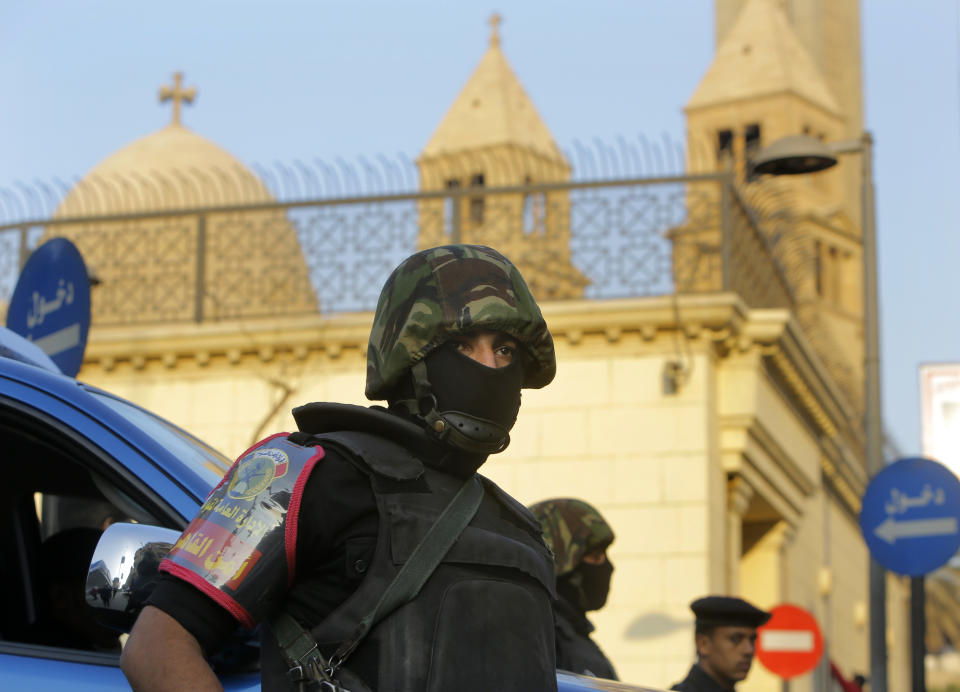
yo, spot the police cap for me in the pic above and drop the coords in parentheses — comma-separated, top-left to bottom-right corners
(690, 596, 771, 628)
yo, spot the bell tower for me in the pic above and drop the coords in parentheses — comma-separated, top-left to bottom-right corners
(715, 0, 863, 228)
(416, 14, 587, 300)
(684, 0, 865, 410)
(716, 0, 863, 139)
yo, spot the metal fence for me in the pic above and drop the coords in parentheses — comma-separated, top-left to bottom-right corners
(0, 172, 796, 325)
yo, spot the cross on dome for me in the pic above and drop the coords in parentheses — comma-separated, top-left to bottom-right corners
(158, 72, 197, 126)
(489, 12, 502, 47)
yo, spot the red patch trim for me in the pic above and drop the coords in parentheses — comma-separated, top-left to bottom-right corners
(159, 560, 255, 630)
(285, 445, 325, 585)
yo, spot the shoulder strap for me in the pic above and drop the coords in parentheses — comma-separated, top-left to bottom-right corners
(273, 474, 484, 684)
(316, 430, 424, 481)
(287, 429, 424, 482)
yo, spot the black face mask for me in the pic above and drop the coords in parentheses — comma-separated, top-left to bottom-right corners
(424, 341, 524, 434)
(560, 560, 614, 613)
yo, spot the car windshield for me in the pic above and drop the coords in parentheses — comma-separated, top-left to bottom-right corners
(86, 388, 232, 488)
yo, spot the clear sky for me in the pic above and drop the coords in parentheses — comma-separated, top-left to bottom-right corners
(1, 1, 957, 458)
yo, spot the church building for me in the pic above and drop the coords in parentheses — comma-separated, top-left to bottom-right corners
(18, 2, 913, 689)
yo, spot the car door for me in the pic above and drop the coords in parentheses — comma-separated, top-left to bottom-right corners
(0, 366, 258, 691)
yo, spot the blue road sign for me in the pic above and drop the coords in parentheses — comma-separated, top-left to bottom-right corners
(860, 456, 960, 576)
(6, 238, 91, 377)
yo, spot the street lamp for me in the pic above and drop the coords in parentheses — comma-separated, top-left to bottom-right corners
(752, 134, 839, 175)
(752, 132, 888, 692)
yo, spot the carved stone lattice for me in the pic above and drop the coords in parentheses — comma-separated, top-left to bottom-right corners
(0, 176, 837, 329)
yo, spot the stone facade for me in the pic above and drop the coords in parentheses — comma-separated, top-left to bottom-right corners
(77, 290, 909, 689)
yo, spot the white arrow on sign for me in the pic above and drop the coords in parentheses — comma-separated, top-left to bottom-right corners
(874, 515, 959, 545)
(32, 323, 81, 357)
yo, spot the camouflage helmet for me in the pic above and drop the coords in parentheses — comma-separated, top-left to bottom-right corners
(528, 498, 614, 577)
(365, 244, 556, 401)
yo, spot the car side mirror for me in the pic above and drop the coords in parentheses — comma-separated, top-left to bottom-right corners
(85, 522, 179, 632)
(86, 522, 261, 673)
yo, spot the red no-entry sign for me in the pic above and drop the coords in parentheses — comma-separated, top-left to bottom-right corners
(756, 604, 824, 679)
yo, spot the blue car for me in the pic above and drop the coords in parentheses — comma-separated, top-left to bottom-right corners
(0, 354, 657, 691)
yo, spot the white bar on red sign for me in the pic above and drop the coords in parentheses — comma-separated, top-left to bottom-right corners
(760, 630, 815, 652)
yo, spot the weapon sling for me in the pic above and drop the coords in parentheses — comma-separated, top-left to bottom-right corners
(272, 474, 484, 690)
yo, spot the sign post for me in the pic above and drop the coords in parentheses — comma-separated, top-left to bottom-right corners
(859, 456, 960, 692)
(756, 604, 824, 680)
(5, 238, 91, 377)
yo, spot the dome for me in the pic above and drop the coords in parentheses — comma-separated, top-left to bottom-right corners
(55, 124, 272, 217)
(47, 74, 318, 325)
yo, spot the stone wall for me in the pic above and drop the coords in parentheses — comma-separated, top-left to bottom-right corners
(78, 295, 880, 689)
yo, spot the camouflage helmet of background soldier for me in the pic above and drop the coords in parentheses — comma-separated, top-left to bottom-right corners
(366, 244, 556, 454)
(528, 498, 615, 577)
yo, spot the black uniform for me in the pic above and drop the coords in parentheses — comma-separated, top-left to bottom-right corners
(149, 405, 558, 692)
(670, 596, 772, 692)
(671, 663, 735, 692)
(554, 597, 617, 680)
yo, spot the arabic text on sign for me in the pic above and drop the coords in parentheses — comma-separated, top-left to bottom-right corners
(26, 279, 75, 329)
(884, 484, 946, 515)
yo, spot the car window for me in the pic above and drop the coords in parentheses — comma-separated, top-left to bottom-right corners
(0, 384, 266, 691)
(86, 388, 232, 488)
(0, 406, 173, 657)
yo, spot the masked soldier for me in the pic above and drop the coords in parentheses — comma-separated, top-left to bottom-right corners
(671, 596, 771, 691)
(120, 245, 559, 692)
(529, 498, 617, 681)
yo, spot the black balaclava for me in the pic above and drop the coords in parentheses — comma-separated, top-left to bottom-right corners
(558, 560, 614, 613)
(424, 341, 524, 436)
(390, 338, 526, 459)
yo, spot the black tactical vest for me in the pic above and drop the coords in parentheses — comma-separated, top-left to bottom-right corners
(261, 404, 558, 692)
(554, 599, 618, 680)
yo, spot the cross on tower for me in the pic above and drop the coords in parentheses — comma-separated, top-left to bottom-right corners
(489, 13, 502, 48)
(158, 72, 197, 126)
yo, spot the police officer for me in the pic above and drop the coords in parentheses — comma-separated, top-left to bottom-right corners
(120, 245, 560, 692)
(671, 596, 771, 691)
(529, 498, 618, 680)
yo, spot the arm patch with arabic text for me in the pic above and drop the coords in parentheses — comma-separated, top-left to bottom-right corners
(160, 433, 324, 628)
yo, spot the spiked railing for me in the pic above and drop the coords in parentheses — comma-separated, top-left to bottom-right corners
(0, 135, 717, 223)
(0, 136, 795, 324)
